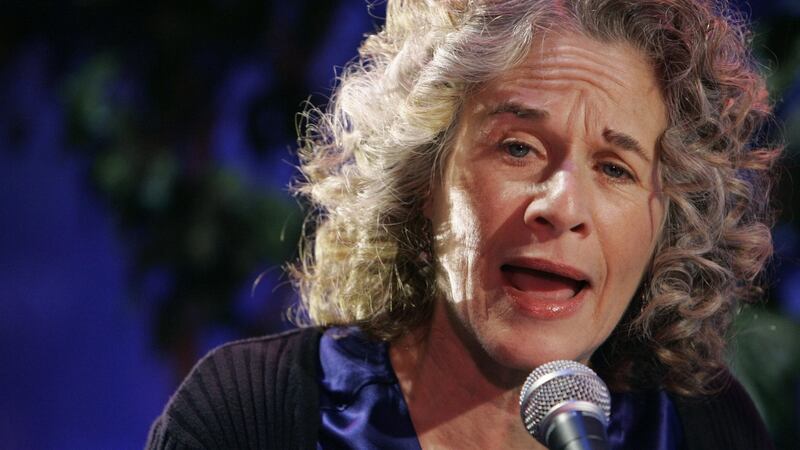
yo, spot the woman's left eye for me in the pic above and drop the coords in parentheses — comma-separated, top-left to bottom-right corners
(599, 162, 634, 181)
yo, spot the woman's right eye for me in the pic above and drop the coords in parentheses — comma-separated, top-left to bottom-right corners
(503, 140, 532, 158)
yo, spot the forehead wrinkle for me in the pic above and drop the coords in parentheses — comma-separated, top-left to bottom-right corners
(505, 65, 625, 108)
(523, 36, 659, 108)
(563, 88, 590, 142)
(540, 66, 624, 96)
(537, 44, 629, 90)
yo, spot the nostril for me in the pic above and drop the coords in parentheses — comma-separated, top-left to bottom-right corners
(570, 223, 586, 233)
(527, 213, 588, 238)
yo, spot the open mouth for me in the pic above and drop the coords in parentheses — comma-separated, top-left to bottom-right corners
(500, 264, 588, 300)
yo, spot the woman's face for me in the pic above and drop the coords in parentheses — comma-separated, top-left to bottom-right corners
(426, 31, 668, 370)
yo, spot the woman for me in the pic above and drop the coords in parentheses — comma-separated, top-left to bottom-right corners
(147, 0, 779, 448)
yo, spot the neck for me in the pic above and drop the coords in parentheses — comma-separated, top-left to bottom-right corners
(389, 301, 544, 450)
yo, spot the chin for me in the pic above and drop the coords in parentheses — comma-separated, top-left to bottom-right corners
(476, 324, 598, 372)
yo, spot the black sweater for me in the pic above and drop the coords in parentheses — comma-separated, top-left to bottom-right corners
(145, 327, 774, 449)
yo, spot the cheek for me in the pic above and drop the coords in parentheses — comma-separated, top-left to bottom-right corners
(449, 189, 483, 242)
(600, 208, 660, 296)
(430, 186, 481, 276)
(431, 174, 510, 297)
(437, 170, 504, 246)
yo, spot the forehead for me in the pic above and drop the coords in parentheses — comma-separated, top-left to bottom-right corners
(464, 30, 668, 152)
(509, 30, 660, 94)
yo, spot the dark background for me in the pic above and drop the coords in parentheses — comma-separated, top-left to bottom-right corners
(1, 1, 798, 448)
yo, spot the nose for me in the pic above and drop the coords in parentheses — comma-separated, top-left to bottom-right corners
(523, 168, 591, 240)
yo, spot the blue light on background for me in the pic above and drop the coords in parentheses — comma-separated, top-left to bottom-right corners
(0, 1, 796, 448)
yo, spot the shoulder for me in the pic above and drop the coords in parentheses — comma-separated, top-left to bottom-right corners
(671, 371, 774, 450)
(197, 326, 323, 376)
(146, 327, 323, 450)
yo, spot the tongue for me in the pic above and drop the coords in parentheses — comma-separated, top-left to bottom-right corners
(505, 268, 581, 301)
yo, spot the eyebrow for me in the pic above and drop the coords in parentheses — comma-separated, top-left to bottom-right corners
(602, 128, 651, 163)
(488, 101, 549, 120)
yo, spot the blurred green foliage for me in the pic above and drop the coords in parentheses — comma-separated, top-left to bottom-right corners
(731, 306, 800, 449)
(61, 49, 304, 375)
(730, 15, 800, 449)
(49, 0, 355, 376)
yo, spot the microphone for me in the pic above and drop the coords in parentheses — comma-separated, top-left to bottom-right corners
(519, 360, 611, 450)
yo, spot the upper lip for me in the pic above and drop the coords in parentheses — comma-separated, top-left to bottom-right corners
(500, 257, 592, 286)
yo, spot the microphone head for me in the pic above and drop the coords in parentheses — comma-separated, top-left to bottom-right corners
(519, 360, 611, 444)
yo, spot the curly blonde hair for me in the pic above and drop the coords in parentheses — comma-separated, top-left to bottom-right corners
(291, 0, 780, 396)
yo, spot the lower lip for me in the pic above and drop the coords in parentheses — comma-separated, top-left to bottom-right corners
(503, 284, 587, 320)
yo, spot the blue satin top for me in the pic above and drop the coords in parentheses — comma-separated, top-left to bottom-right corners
(317, 327, 684, 449)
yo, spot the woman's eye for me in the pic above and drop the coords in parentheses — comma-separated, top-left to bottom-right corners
(599, 162, 633, 180)
(503, 141, 532, 158)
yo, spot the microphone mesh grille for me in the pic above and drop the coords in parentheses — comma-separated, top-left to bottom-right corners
(519, 360, 611, 439)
